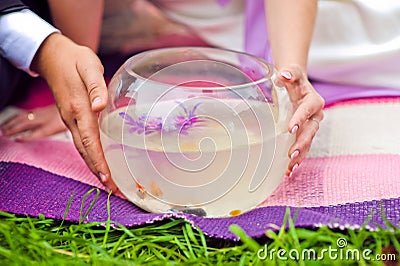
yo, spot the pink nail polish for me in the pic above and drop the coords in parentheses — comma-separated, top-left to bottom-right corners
(290, 125, 299, 134)
(281, 71, 292, 80)
(292, 163, 299, 172)
(290, 150, 300, 160)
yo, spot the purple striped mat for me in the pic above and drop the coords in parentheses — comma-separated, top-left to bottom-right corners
(1, 161, 398, 240)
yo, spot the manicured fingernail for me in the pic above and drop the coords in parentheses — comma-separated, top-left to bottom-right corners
(99, 172, 107, 183)
(92, 97, 102, 108)
(290, 150, 300, 160)
(281, 71, 292, 80)
(290, 125, 299, 134)
(289, 163, 299, 178)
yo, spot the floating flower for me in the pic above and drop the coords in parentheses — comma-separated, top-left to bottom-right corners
(119, 101, 203, 135)
(174, 101, 204, 135)
(119, 112, 162, 135)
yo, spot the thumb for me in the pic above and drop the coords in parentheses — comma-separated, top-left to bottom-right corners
(278, 64, 304, 84)
(77, 54, 108, 112)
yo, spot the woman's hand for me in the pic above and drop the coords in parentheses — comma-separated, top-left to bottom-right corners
(276, 64, 325, 177)
(31, 33, 118, 193)
(263, 0, 320, 176)
(0, 105, 66, 140)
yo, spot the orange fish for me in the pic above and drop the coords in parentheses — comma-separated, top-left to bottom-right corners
(135, 182, 146, 199)
(229, 210, 241, 217)
(149, 181, 163, 197)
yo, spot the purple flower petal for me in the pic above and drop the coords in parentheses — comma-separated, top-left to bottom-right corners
(176, 101, 188, 115)
(129, 127, 137, 134)
(189, 102, 202, 117)
(119, 112, 137, 126)
(120, 102, 204, 136)
(179, 130, 189, 135)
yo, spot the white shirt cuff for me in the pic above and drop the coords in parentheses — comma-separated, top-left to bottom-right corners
(0, 9, 60, 76)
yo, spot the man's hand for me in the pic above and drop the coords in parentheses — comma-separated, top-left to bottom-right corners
(31, 33, 118, 192)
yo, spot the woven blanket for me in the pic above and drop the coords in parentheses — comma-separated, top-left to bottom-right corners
(0, 97, 399, 240)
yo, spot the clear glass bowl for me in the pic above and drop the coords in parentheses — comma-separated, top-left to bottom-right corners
(99, 47, 294, 217)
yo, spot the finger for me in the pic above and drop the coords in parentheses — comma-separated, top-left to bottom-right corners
(63, 120, 90, 168)
(288, 94, 325, 132)
(286, 115, 322, 173)
(67, 118, 117, 193)
(76, 55, 108, 112)
(1, 113, 41, 136)
(1, 113, 26, 131)
(274, 66, 325, 132)
(289, 111, 322, 156)
(15, 122, 65, 141)
(279, 66, 303, 84)
(70, 103, 118, 193)
(14, 128, 45, 142)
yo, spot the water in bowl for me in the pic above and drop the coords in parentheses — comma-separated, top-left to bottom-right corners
(100, 97, 293, 217)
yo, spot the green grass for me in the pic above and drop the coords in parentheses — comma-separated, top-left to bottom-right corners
(0, 191, 398, 265)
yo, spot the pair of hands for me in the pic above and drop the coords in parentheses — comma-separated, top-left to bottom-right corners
(1, 34, 324, 191)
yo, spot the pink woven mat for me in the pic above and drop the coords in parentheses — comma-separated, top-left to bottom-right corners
(0, 137, 104, 190)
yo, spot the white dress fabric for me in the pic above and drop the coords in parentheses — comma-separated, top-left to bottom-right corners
(308, 0, 400, 89)
(100, 0, 245, 54)
(103, 0, 400, 91)
(151, 0, 244, 52)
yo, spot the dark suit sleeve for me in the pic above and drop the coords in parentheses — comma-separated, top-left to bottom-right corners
(0, 0, 27, 15)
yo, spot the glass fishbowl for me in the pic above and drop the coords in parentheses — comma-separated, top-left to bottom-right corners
(99, 47, 294, 217)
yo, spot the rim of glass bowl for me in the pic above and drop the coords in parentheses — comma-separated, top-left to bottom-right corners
(122, 47, 274, 91)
